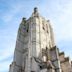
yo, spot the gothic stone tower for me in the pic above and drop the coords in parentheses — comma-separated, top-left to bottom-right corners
(9, 8, 62, 72)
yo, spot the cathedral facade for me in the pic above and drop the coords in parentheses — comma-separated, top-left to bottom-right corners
(9, 8, 72, 72)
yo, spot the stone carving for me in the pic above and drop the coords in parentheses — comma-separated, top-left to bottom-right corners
(33, 48, 53, 70)
(34, 57, 54, 70)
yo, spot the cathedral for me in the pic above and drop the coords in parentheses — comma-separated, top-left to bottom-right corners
(9, 8, 72, 72)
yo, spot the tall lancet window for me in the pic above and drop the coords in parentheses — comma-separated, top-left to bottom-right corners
(42, 21, 45, 30)
(26, 23, 29, 32)
(46, 24, 48, 33)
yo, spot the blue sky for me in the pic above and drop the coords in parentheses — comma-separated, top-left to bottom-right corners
(0, 0, 72, 72)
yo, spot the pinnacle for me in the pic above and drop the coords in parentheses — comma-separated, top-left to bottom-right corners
(34, 7, 38, 14)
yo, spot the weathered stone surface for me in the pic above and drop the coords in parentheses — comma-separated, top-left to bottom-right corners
(9, 8, 72, 72)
